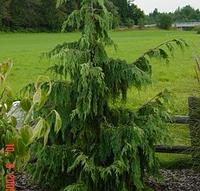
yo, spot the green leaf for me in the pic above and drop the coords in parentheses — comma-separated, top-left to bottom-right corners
(33, 88, 42, 104)
(32, 76, 52, 107)
(0, 60, 12, 75)
(10, 116, 17, 127)
(32, 117, 51, 146)
(43, 122, 50, 146)
(19, 125, 33, 145)
(32, 117, 45, 139)
(4, 129, 16, 145)
(20, 98, 31, 112)
(16, 137, 26, 155)
(53, 110, 62, 134)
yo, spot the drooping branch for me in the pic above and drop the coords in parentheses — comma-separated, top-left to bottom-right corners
(131, 38, 188, 74)
(133, 38, 188, 64)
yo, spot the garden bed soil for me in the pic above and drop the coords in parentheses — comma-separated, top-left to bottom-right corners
(16, 169, 200, 191)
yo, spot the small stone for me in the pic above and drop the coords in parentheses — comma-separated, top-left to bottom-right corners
(7, 101, 26, 128)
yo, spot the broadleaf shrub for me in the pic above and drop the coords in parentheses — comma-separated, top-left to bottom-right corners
(0, 60, 33, 190)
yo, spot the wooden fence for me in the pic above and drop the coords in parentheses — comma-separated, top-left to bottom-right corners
(155, 96, 200, 161)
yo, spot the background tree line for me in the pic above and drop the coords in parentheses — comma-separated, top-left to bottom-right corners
(0, 0, 75, 31)
(0, 0, 200, 32)
(0, 0, 144, 31)
(146, 5, 200, 29)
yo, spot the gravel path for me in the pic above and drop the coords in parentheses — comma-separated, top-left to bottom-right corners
(16, 169, 200, 191)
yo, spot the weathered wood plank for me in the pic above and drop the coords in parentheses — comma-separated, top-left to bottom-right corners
(188, 96, 200, 162)
(155, 145, 196, 154)
(170, 115, 189, 124)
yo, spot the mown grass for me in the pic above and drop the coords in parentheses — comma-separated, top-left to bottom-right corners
(0, 29, 199, 166)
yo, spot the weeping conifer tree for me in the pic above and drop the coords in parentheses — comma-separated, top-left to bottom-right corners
(25, 0, 188, 190)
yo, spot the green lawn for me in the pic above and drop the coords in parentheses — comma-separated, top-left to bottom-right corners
(0, 29, 199, 166)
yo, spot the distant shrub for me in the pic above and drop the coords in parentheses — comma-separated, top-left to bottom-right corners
(157, 14, 173, 30)
(138, 18, 145, 29)
(124, 18, 135, 28)
(194, 26, 200, 34)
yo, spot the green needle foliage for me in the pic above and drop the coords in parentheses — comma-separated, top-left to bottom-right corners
(24, 0, 188, 190)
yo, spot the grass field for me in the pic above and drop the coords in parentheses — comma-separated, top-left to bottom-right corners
(0, 29, 199, 166)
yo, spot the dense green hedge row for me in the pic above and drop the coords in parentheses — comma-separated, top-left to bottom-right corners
(0, 0, 73, 32)
(0, 0, 144, 32)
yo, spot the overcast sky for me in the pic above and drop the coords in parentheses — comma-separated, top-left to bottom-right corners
(134, 0, 200, 14)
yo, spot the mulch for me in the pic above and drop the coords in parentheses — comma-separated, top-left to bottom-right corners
(15, 172, 43, 191)
(148, 169, 200, 191)
(15, 169, 200, 191)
